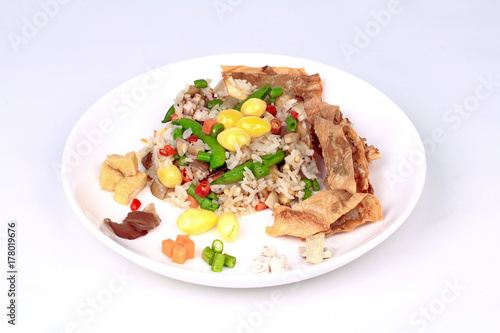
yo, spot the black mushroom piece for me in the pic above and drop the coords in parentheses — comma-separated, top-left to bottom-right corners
(189, 159, 210, 173)
(141, 151, 153, 170)
(104, 218, 148, 240)
(103, 203, 161, 240)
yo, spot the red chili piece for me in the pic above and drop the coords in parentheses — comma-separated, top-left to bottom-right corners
(181, 168, 192, 183)
(130, 198, 141, 211)
(159, 145, 177, 156)
(266, 104, 277, 116)
(194, 180, 210, 198)
(186, 135, 198, 143)
(291, 111, 298, 119)
(270, 118, 282, 135)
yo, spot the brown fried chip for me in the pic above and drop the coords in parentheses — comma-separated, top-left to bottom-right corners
(266, 204, 331, 238)
(266, 190, 383, 238)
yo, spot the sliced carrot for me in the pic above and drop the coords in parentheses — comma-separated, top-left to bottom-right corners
(202, 119, 218, 135)
(176, 238, 195, 259)
(185, 195, 198, 208)
(161, 239, 176, 259)
(255, 202, 268, 212)
(154, 130, 157, 137)
(172, 245, 187, 264)
(175, 234, 190, 243)
(171, 114, 179, 120)
(141, 138, 148, 143)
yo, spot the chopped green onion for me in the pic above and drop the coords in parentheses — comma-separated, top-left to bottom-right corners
(173, 154, 180, 160)
(312, 179, 320, 191)
(304, 188, 312, 200)
(268, 97, 276, 104)
(173, 127, 183, 140)
(301, 179, 312, 189)
(207, 99, 223, 109)
(161, 105, 175, 123)
(212, 239, 224, 253)
(194, 79, 208, 88)
(197, 151, 212, 162)
(224, 254, 236, 268)
(286, 115, 297, 132)
(178, 155, 188, 166)
(211, 123, 225, 137)
(270, 87, 283, 98)
(211, 253, 226, 272)
(202, 246, 215, 265)
(207, 192, 217, 200)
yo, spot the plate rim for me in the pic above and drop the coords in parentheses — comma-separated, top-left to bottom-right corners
(62, 53, 427, 288)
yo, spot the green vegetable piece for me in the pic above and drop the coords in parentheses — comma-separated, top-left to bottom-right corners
(234, 85, 271, 111)
(210, 150, 285, 185)
(194, 79, 208, 88)
(178, 155, 188, 166)
(173, 127, 183, 140)
(172, 118, 226, 170)
(211, 253, 226, 272)
(286, 115, 297, 132)
(304, 188, 312, 200)
(270, 87, 283, 98)
(200, 198, 219, 211)
(224, 254, 236, 268)
(207, 192, 217, 200)
(260, 150, 285, 166)
(188, 184, 220, 211)
(197, 151, 212, 163)
(301, 179, 312, 190)
(252, 162, 269, 178)
(207, 99, 223, 109)
(312, 179, 320, 191)
(173, 154, 180, 160)
(161, 105, 176, 123)
(211, 123, 225, 137)
(212, 239, 224, 253)
(202, 246, 215, 265)
(268, 97, 276, 104)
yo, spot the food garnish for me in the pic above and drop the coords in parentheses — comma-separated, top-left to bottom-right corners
(201, 239, 236, 272)
(104, 203, 161, 239)
(252, 245, 288, 274)
(162, 234, 196, 264)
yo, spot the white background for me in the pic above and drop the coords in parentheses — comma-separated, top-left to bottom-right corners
(2, 0, 499, 332)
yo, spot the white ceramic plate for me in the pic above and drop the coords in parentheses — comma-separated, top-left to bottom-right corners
(62, 54, 426, 288)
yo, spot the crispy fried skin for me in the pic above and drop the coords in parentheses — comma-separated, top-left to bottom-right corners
(266, 204, 331, 238)
(267, 190, 383, 238)
(221, 65, 323, 117)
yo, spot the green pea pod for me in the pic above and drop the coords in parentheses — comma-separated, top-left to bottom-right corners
(210, 160, 253, 185)
(210, 150, 285, 185)
(173, 127, 183, 140)
(161, 105, 175, 123)
(172, 118, 226, 170)
(211, 123, 225, 137)
(251, 162, 269, 178)
(234, 85, 271, 111)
